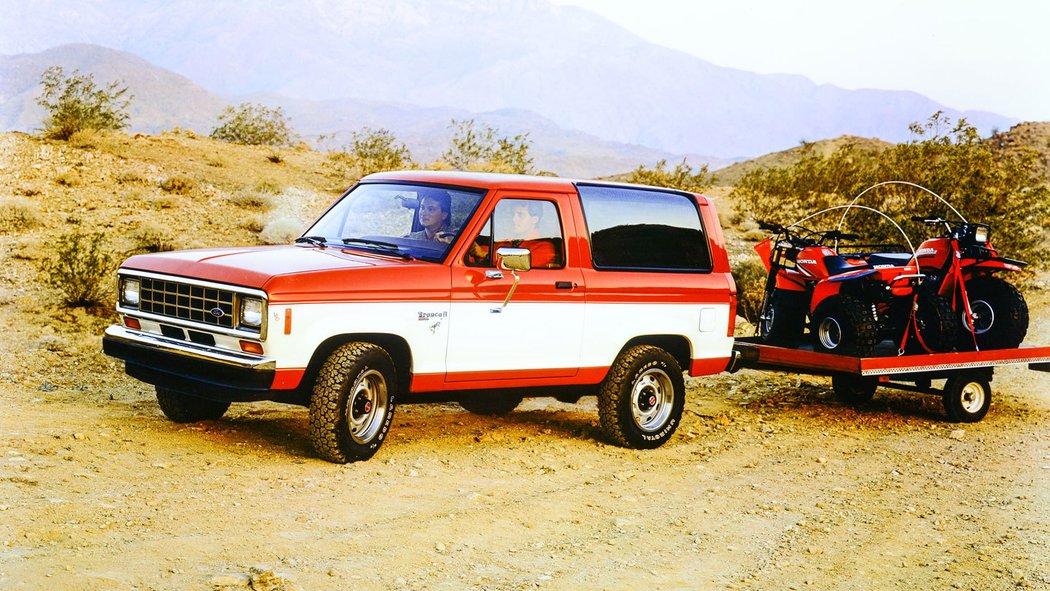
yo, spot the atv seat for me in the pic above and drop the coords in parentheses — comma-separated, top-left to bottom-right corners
(823, 255, 870, 276)
(867, 253, 913, 267)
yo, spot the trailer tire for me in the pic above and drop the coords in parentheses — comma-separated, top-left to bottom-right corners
(309, 342, 397, 463)
(942, 374, 991, 423)
(156, 387, 230, 422)
(761, 289, 807, 347)
(459, 392, 523, 415)
(598, 345, 684, 449)
(960, 277, 1028, 350)
(831, 374, 877, 406)
(812, 295, 879, 357)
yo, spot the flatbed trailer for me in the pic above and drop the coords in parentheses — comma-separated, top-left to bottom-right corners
(729, 338, 1050, 422)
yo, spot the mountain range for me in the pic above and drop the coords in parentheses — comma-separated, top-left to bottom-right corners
(0, 0, 1022, 174)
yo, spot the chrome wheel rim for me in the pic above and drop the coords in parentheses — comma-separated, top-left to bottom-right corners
(631, 368, 674, 433)
(818, 317, 843, 350)
(959, 381, 986, 414)
(967, 299, 994, 335)
(346, 369, 388, 444)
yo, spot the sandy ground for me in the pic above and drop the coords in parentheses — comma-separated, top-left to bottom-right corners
(1, 296, 1048, 591)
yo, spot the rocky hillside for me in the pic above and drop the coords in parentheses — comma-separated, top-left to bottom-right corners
(988, 122, 1050, 182)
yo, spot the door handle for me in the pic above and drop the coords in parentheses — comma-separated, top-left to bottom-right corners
(555, 281, 574, 290)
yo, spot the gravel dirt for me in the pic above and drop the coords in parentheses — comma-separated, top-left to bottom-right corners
(1, 132, 1048, 590)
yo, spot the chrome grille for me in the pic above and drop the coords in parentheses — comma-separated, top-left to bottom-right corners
(139, 277, 235, 329)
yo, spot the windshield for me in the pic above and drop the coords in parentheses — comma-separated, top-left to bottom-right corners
(303, 182, 486, 262)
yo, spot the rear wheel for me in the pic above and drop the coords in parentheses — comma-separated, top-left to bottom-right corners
(458, 392, 523, 415)
(597, 345, 685, 449)
(943, 374, 991, 422)
(760, 289, 807, 347)
(960, 276, 1028, 350)
(155, 387, 230, 422)
(811, 295, 879, 357)
(912, 291, 959, 353)
(309, 342, 397, 463)
(831, 374, 877, 406)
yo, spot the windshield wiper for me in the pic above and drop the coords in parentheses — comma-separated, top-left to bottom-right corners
(295, 235, 328, 248)
(341, 238, 414, 260)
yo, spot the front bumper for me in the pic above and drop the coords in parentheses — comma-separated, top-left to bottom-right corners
(103, 325, 280, 402)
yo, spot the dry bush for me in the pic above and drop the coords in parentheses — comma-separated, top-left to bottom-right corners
(131, 222, 178, 253)
(228, 189, 274, 210)
(116, 171, 148, 185)
(55, 170, 81, 187)
(254, 180, 282, 194)
(68, 128, 102, 149)
(0, 197, 42, 232)
(258, 217, 302, 244)
(242, 216, 266, 233)
(730, 255, 768, 325)
(159, 175, 195, 195)
(147, 195, 178, 210)
(266, 150, 284, 164)
(39, 231, 115, 308)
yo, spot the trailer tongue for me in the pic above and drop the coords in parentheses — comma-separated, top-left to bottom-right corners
(729, 339, 1050, 422)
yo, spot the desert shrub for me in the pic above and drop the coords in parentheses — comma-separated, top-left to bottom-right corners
(131, 222, 177, 253)
(327, 128, 414, 181)
(0, 198, 42, 232)
(733, 112, 1050, 267)
(159, 175, 195, 195)
(68, 128, 102, 149)
(258, 217, 302, 244)
(266, 150, 284, 164)
(242, 216, 266, 233)
(55, 170, 81, 187)
(37, 66, 131, 141)
(210, 102, 294, 147)
(731, 255, 768, 325)
(440, 119, 533, 174)
(254, 180, 282, 194)
(626, 159, 714, 193)
(115, 171, 148, 185)
(39, 231, 114, 307)
(228, 189, 274, 210)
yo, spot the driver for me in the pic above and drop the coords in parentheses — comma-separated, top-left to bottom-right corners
(406, 190, 453, 242)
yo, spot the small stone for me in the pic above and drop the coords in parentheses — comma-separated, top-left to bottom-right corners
(209, 573, 250, 587)
(949, 429, 965, 440)
(435, 542, 446, 553)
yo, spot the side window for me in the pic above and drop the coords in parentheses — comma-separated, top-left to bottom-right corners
(577, 185, 712, 271)
(465, 199, 565, 269)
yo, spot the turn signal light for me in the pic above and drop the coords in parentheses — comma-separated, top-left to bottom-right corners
(239, 341, 264, 355)
(123, 317, 141, 330)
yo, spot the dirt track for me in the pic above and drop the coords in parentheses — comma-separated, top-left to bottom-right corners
(2, 300, 1048, 590)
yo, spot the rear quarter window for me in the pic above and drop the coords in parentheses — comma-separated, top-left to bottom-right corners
(577, 184, 712, 272)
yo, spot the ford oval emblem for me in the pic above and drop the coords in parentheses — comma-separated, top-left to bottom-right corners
(210, 307, 226, 318)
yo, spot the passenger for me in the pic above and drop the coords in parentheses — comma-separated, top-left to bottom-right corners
(406, 191, 453, 242)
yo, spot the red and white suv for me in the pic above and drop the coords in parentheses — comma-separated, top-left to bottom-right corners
(104, 171, 737, 462)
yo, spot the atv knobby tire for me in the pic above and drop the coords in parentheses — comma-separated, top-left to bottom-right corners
(960, 276, 1028, 350)
(912, 291, 959, 353)
(811, 295, 880, 357)
(309, 342, 397, 463)
(760, 288, 807, 347)
(597, 345, 685, 449)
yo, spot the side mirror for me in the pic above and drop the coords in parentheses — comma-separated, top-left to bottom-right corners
(496, 247, 531, 272)
(492, 247, 531, 313)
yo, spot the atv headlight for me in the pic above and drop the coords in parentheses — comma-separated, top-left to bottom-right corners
(239, 296, 264, 329)
(120, 277, 141, 306)
(973, 226, 989, 243)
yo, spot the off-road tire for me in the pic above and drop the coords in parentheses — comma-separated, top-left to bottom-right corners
(458, 392, 524, 415)
(597, 345, 685, 449)
(943, 374, 991, 423)
(959, 276, 1029, 350)
(155, 387, 230, 423)
(831, 374, 878, 406)
(309, 342, 397, 463)
(912, 291, 959, 353)
(811, 295, 880, 357)
(760, 289, 807, 347)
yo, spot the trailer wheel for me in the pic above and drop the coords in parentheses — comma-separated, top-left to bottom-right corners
(812, 295, 879, 357)
(960, 277, 1028, 350)
(309, 342, 397, 463)
(156, 387, 230, 422)
(459, 392, 523, 415)
(831, 374, 877, 406)
(760, 289, 807, 347)
(942, 374, 991, 423)
(598, 345, 684, 449)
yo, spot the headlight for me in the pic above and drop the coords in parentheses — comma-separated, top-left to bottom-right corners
(121, 277, 140, 306)
(240, 296, 264, 328)
(974, 226, 989, 243)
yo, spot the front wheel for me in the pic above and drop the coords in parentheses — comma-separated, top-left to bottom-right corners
(960, 276, 1029, 350)
(309, 342, 397, 463)
(597, 345, 685, 449)
(155, 387, 230, 422)
(942, 374, 991, 423)
(912, 291, 959, 353)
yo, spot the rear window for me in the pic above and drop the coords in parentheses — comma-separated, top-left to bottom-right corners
(577, 184, 711, 271)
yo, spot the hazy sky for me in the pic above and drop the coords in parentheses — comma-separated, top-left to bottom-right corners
(555, 0, 1049, 122)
